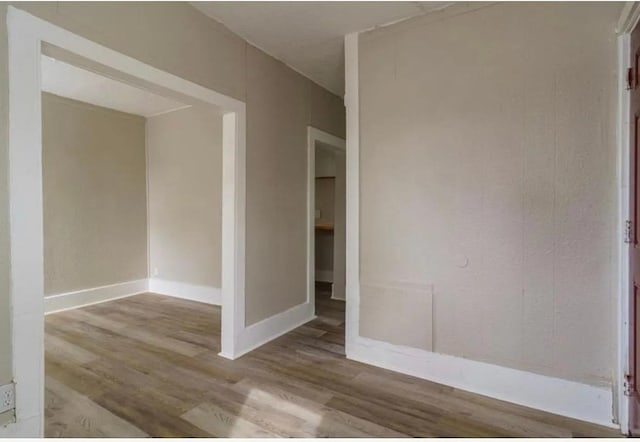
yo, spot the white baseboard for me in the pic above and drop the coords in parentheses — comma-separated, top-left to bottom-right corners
(44, 279, 148, 314)
(315, 270, 333, 283)
(44, 279, 221, 314)
(148, 278, 221, 305)
(0, 414, 41, 437)
(348, 336, 617, 429)
(224, 301, 315, 359)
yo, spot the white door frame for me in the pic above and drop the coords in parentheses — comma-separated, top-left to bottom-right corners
(6, 7, 246, 435)
(344, 33, 360, 356)
(616, 3, 640, 435)
(306, 127, 346, 310)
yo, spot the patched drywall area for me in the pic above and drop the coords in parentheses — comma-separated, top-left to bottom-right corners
(147, 105, 223, 288)
(42, 93, 148, 295)
(361, 282, 433, 350)
(359, 2, 620, 386)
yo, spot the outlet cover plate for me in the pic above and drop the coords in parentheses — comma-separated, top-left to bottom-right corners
(0, 383, 15, 414)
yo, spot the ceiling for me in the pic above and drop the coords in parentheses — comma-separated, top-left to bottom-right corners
(41, 55, 190, 117)
(191, 2, 451, 96)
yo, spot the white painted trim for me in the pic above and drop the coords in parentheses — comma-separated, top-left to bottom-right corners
(149, 279, 221, 305)
(43, 278, 222, 315)
(617, 30, 632, 435)
(5, 7, 246, 436)
(307, 128, 316, 310)
(0, 415, 41, 437)
(0, 411, 15, 431)
(615, 2, 640, 430)
(350, 336, 616, 429)
(315, 270, 334, 283)
(6, 13, 45, 437)
(144, 117, 152, 283)
(220, 111, 246, 359)
(617, 2, 640, 35)
(308, 126, 346, 151)
(44, 279, 148, 314)
(344, 33, 360, 356)
(306, 126, 346, 318)
(228, 301, 316, 360)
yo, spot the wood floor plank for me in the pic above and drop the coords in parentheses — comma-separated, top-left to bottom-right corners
(58, 309, 131, 332)
(351, 371, 573, 438)
(44, 290, 622, 438)
(231, 378, 409, 437)
(183, 391, 316, 437)
(46, 353, 123, 401)
(118, 325, 209, 357)
(182, 402, 278, 438)
(95, 390, 212, 438)
(45, 376, 148, 438)
(45, 334, 99, 366)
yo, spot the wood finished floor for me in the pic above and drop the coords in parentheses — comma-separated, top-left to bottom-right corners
(45, 285, 621, 438)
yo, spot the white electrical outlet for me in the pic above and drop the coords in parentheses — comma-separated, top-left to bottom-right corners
(0, 383, 15, 414)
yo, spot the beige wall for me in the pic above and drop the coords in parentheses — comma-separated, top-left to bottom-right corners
(315, 179, 335, 225)
(243, 44, 345, 324)
(316, 144, 337, 178)
(359, 2, 620, 386)
(0, 2, 345, 384)
(42, 93, 147, 295)
(147, 105, 222, 288)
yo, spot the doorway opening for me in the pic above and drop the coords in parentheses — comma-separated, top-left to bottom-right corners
(39, 46, 229, 435)
(307, 127, 346, 323)
(7, 7, 246, 433)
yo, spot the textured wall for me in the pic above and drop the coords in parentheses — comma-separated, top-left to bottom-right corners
(0, 2, 345, 385)
(42, 93, 147, 295)
(147, 105, 223, 288)
(359, 2, 620, 386)
(244, 45, 310, 323)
